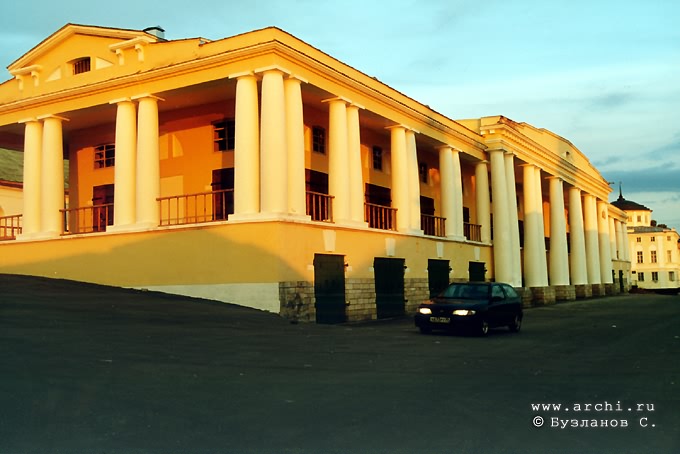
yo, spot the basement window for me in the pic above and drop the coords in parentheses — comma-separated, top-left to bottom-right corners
(72, 57, 91, 75)
(94, 144, 115, 169)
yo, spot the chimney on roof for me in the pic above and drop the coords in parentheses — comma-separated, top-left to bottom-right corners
(143, 26, 165, 40)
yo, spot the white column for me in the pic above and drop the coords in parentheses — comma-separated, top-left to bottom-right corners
(135, 95, 161, 228)
(548, 177, 570, 286)
(475, 160, 490, 243)
(534, 168, 549, 286)
(568, 187, 588, 286)
(505, 153, 521, 286)
(260, 69, 288, 215)
(490, 149, 512, 284)
(328, 98, 350, 224)
(40, 115, 66, 237)
(522, 165, 540, 287)
(112, 99, 137, 229)
(623, 222, 631, 262)
(615, 219, 624, 261)
(405, 129, 422, 233)
(583, 193, 601, 284)
(19, 120, 43, 237)
(439, 146, 464, 240)
(598, 200, 614, 284)
(232, 73, 260, 217)
(284, 76, 307, 218)
(346, 104, 366, 226)
(390, 126, 409, 232)
(609, 217, 617, 260)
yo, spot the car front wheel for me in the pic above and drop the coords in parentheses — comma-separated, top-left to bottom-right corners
(508, 315, 522, 333)
(479, 319, 489, 336)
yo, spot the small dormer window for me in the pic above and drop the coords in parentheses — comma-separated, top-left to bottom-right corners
(72, 57, 91, 75)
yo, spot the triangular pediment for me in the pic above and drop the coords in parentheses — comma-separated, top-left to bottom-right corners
(8, 24, 157, 75)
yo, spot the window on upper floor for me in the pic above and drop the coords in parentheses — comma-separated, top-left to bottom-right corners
(312, 126, 326, 154)
(418, 162, 428, 184)
(668, 251, 672, 262)
(637, 215, 641, 222)
(652, 271, 659, 282)
(667, 236, 672, 241)
(651, 236, 656, 242)
(637, 237, 642, 242)
(372, 146, 383, 171)
(72, 57, 91, 75)
(94, 144, 115, 169)
(651, 250, 657, 263)
(213, 119, 235, 152)
(637, 251, 644, 263)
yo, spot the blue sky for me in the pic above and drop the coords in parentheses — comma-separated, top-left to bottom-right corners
(1, 0, 679, 227)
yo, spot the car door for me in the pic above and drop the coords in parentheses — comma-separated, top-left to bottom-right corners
(487, 284, 507, 327)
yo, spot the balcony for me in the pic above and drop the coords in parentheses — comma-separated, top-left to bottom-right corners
(464, 222, 482, 242)
(421, 214, 446, 237)
(306, 191, 333, 222)
(62, 204, 113, 235)
(365, 203, 396, 231)
(158, 189, 233, 226)
(0, 214, 22, 240)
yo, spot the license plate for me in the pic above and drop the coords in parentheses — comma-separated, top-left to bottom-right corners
(430, 316, 451, 324)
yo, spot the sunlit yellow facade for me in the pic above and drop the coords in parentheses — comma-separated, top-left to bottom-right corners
(0, 24, 631, 321)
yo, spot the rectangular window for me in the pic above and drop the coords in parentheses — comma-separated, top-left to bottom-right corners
(73, 57, 91, 75)
(637, 251, 644, 263)
(669, 271, 675, 282)
(651, 236, 656, 242)
(94, 144, 115, 168)
(312, 126, 326, 154)
(652, 271, 659, 282)
(372, 146, 383, 171)
(668, 251, 672, 262)
(213, 119, 235, 152)
(637, 215, 641, 222)
(667, 236, 671, 241)
(636, 237, 642, 243)
(638, 272, 645, 282)
(651, 250, 657, 263)
(418, 162, 428, 184)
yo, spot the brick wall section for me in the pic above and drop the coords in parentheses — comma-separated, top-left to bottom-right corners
(591, 283, 606, 297)
(604, 283, 616, 296)
(279, 281, 315, 322)
(405, 278, 429, 315)
(517, 287, 534, 308)
(345, 278, 376, 322)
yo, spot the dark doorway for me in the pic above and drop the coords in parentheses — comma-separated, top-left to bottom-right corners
(619, 269, 624, 293)
(428, 259, 450, 297)
(314, 254, 346, 324)
(374, 257, 405, 319)
(211, 168, 234, 220)
(469, 261, 487, 282)
(92, 184, 114, 232)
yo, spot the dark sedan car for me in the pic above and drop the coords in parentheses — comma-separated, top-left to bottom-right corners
(414, 282, 523, 335)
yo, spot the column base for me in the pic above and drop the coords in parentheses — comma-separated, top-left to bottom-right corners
(107, 223, 145, 234)
(591, 283, 606, 297)
(16, 231, 60, 241)
(529, 286, 556, 306)
(398, 228, 424, 236)
(554, 285, 576, 301)
(335, 219, 369, 229)
(228, 212, 311, 223)
(604, 283, 616, 296)
(575, 284, 592, 299)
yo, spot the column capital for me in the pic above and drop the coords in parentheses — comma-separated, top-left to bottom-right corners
(109, 97, 133, 105)
(322, 96, 351, 105)
(131, 93, 164, 102)
(386, 124, 419, 134)
(18, 117, 40, 124)
(37, 114, 69, 122)
(286, 74, 308, 84)
(254, 65, 291, 76)
(229, 70, 256, 79)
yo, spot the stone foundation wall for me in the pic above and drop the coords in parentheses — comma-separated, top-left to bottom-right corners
(405, 278, 429, 315)
(604, 283, 616, 296)
(575, 284, 592, 298)
(554, 285, 576, 301)
(517, 287, 534, 308)
(346, 278, 377, 322)
(279, 281, 315, 322)
(530, 286, 557, 306)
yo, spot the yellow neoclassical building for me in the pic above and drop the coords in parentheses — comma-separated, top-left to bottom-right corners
(0, 24, 631, 322)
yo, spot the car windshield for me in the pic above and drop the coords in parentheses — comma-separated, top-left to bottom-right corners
(438, 284, 489, 300)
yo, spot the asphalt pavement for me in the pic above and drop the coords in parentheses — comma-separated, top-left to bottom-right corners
(0, 274, 678, 454)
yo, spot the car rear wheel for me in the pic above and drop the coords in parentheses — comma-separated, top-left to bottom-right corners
(479, 319, 489, 336)
(508, 315, 522, 333)
(419, 326, 432, 334)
